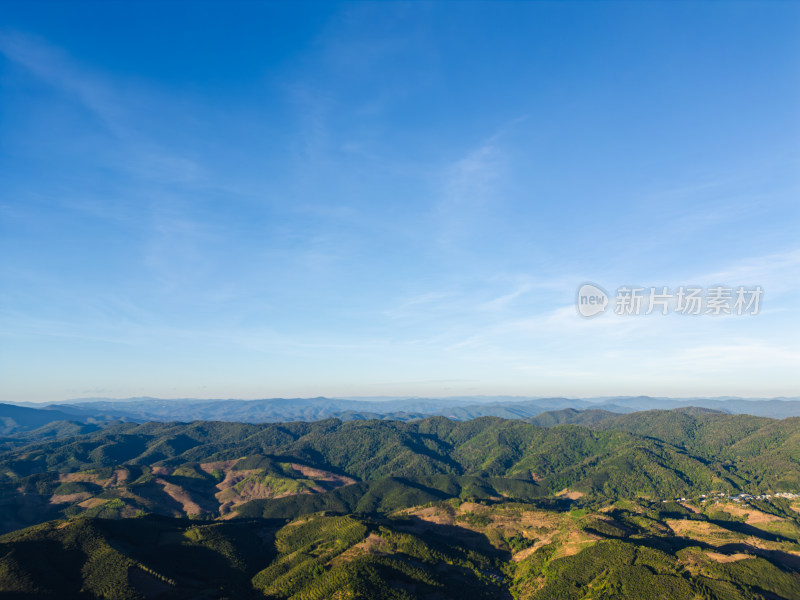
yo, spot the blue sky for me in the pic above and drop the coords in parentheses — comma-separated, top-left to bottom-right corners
(1, 1, 798, 403)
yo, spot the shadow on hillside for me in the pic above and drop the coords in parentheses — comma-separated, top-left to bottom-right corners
(258, 453, 359, 480)
(580, 524, 800, 575)
(716, 542, 800, 572)
(393, 514, 512, 561)
(384, 515, 513, 599)
(405, 437, 463, 473)
(0, 538, 86, 597)
(707, 519, 795, 544)
(0, 493, 60, 534)
(160, 475, 220, 513)
(131, 481, 199, 517)
(505, 496, 575, 511)
(588, 529, 712, 555)
(96, 516, 282, 594)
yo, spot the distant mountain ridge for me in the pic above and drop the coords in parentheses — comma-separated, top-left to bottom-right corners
(4, 396, 800, 435)
(0, 403, 112, 437)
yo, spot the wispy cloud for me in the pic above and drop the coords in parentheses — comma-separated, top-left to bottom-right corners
(435, 135, 505, 250)
(696, 249, 800, 293)
(0, 30, 204, 185)
(479, 283, 536, 311)
(0, 30, 126, 135)
(431, 115, 531, 253)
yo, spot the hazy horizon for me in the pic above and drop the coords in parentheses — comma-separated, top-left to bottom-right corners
(12, 394, 800, 407)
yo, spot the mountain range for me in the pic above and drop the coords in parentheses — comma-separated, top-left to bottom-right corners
(2, 405, 800, 598)
(4, 395, 800, 438)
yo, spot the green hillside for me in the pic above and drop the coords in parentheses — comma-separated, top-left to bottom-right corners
(3, 494, 800, 599)
(2, 412, 800, 534)
(1, 409, 800, 598)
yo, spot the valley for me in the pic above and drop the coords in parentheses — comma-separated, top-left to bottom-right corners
(2, 408, 800, 598)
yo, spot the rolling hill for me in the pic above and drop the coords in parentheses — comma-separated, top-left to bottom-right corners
(2, 496, 800, 599)
(1, 411, 800, 531)
(1, 409, 800, 598)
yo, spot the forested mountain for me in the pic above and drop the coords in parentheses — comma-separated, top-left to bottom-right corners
(4, 500, 800, 600)
(8, 395, 800, 430)
(2, 411, 800, 529)
(1, 409, 800, 598)
(0, 403, 112, 436)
